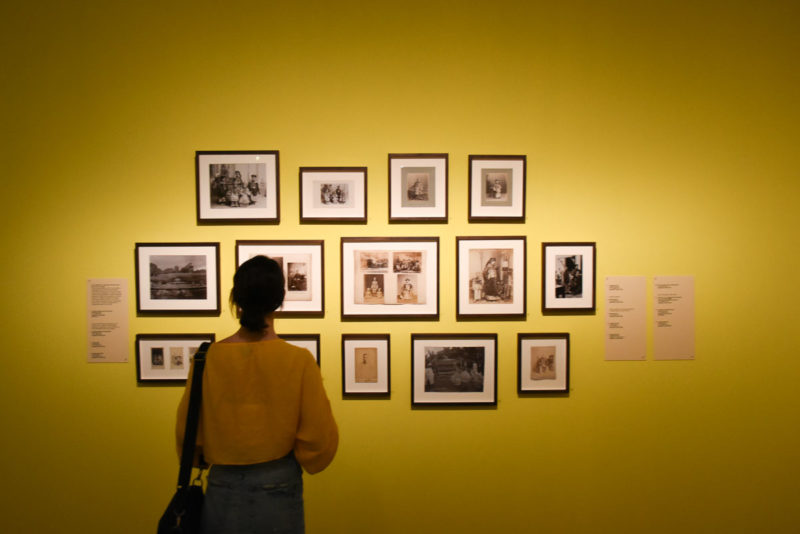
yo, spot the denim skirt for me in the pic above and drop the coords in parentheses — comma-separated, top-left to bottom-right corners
(202, 453, 304, 534)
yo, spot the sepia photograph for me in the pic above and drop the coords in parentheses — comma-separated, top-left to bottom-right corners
(401, 167, 434, 207)
(389, 153, 448, 222)
(423, 346, 485, 393)
(518, 333, 570, 393)
(481, 168, 512, 207)
(468, 155, 526, 222)
(300, 167, 367, 222)
(342, 334, 390, 396)
(542, 242, 596, 312)
(135, 333, 215, 383)
(457, 236, 526, 319)
(354, 347, 378, 383)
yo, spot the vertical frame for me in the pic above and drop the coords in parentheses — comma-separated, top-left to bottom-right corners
(388, 153, 449, 222)
(342, 334, 391, 396)
(456, 236, 527, 319)
(468, 155, 526, 222)
(517, 333, 570, 394)
(541, 242, 596, 312)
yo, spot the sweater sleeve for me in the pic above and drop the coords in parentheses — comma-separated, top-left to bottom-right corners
(174, 359, 205, 464)
(293, 358, 339, 474)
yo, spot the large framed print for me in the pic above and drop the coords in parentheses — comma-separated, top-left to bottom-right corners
(135, 243, 220, 314)
(235, 240, 324, 317)
(542, 242, 596, 312)
(518, 333, 570, 394)
(281, 334, 321, 365)
(135, 333, 215, 383)
(411, 334, 497, 406)
(340, 237, 439, 320)
(468, 155, 526, 222)
(388, 153, 448, 222)
(196, 150, 279, 223)
(456, 236, 526, 319)
(300, 167, 367, 223)
(342, 334, 390, 396)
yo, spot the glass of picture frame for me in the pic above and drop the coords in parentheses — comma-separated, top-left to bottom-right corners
(235, 240, 325, 317)
(468, 155, 526, 222)
(135, 333, 215, 383)
(299, 167, 367, 223)
(541, 242, 596, 312)
(341, 334, 390, 396)
(195, 150, 280, 224)
(135, 242, 220, 314)
(388, 153, 448, 222)
(517, 333, 570, 394)
(456, 236, 527, 319)
(281, 334, 321, 365)
(411, 333, 497, 406)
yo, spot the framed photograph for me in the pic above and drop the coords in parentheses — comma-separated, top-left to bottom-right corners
(518, 333, 570, 393)
(195, 150, 279, 223)
(468, 155, 526, 222)
(281, 334, 321, 365)
(235, 240, 324, 317)
(340, 237, 439, 320)
(411, 334, 497, 406)
(388, 153, 448, 222)
(135, 333, 215, 383)
(342, 334, 390, 396)
(135, 243, 220, 314)
(300, 167, 367, 223)
(542, 242, 596, 312)
(456, 236, 526, 319)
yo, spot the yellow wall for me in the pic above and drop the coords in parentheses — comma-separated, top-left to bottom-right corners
(1, 1, 798, 532)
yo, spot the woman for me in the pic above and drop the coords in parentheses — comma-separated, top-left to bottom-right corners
(176, 255, 338, 534)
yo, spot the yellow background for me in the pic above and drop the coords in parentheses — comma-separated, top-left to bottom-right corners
(1, 1, 798, 532)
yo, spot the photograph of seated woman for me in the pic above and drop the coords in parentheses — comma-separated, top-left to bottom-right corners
(176, 255, 338, 534)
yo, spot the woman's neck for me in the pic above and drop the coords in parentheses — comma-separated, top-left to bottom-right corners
(221, 318, 280, 343)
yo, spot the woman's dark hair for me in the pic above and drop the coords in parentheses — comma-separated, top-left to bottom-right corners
(230, 255, 285, 332)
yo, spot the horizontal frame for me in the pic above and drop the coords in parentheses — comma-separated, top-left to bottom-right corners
(388, 153, 449, 222)
(135, 333, 215, 383)
(456, 236, 527, 319)
(411, 334, 497, 406)
(196, 150, 279, 223)
(541, 242, 596, 312)
(235, 240, 325, 317)
(135, 242, 220, 314)
(300, 167, 367, 223)
(342, 334, 391, 396)
(341, 237, 439, 320)
(468, 155, 526, 222)
(281, 334, 321, 366)
(518, 333, 570, 394)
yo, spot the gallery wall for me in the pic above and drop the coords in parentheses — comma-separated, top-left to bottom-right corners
(1, 1, 798, 532)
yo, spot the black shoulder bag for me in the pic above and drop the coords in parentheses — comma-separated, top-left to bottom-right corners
(158, 341, 211, 534)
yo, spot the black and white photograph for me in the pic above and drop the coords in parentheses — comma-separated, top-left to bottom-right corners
(518, 333, 570, 393)
(457, 236, 526, 319)
(389, 153, 448, 222)
(542, 242, 596, 312)
(341, 237, 439, 320)
(281, 334, 321, 366)
(300, 167, 367, 222)
(412, 334, 497, 406)
(196, 151, 279, 223)
(236, 240, 325, 316)
(468, 155, 526, 222)
(342, 334, 391, 396)
(135, 333, 215, 383)
(135, 243, 220, 314)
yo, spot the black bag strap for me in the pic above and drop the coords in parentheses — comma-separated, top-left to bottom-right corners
(177, 341, 211, 489)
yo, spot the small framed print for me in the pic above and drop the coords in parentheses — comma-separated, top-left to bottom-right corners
(340, 237, 439, 320)
(135, 243, 220, 314)
(342, 334, 390, 396)
(411, 334, 497, 406)
(281, 334, 321, 365)
(135, 333, 215, 383)
(468, 155, 526, 222)
(518, 333, 570, 394)
(195, 150, 279, 223)
(388, 153, 448, 222)
(235, 240, 324, 317)
(300, 167, 367, 223)
(542, 242, 596, 312)
(456, 236, 526, 319)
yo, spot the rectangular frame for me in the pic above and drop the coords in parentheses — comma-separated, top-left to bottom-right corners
(411, 334, 497, 406)
(135, 242, 220, 314)
(235, 240, 325, 317)
(341, 237, 439, 320)
(342, 334, 391, 396)
(300, 167, 367, 223)
(196, 150, 279, 223)
(281, 334, 321, 366)
(468, 155, 526, 222)
(518, 333, 570, 393)
(388, 153, 448, 222)
(541, 242, 596, 312)
(456, 236, 526, 319)
(135, 333, 215, 383)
